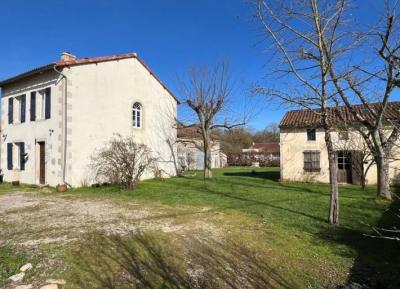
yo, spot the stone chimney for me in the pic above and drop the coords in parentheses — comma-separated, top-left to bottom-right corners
(60, 52, 77, 62)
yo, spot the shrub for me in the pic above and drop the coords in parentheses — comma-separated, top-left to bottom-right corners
(91, 134, 156, 189)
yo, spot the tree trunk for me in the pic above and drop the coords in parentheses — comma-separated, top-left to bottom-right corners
(325, 129, 339, 225)
(203, 133, 213, 179)
(376, 155, 392, 200)
(361, 173, 366, 191)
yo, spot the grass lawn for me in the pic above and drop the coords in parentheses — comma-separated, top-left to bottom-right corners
(1, 167, 399, 289)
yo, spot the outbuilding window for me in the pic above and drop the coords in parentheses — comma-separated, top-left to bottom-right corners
(307, 128, 316, 141)
(132, 102, 142, 128)
(303, 150, 320, 172)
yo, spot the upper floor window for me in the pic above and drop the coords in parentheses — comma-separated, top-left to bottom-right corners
(307, 128, 316, 141)
(132, 102, 142, 128)
(37, 88, 51, 120)
(338, 130, 349, 141)
(8, 95, 26, 124)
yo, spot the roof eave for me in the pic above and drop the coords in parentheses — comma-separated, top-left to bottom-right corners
(0, 63, 56, 87)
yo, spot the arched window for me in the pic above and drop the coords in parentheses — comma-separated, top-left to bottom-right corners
(132, 102, 142, 128)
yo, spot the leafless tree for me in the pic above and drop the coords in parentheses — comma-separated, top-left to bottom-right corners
(180, 62, 246, 179)
(253, 0, 354, 224)
(91, 134, 156, 189)
(326, 2, 400, 200)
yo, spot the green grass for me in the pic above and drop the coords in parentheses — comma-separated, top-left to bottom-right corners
(0, 245, 37, 286)
(1, 167, 398, 288)
(69, 167, 400, 288)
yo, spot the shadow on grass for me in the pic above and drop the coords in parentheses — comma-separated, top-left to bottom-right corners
(67, 231, 297, 289)
(318, 188, 400, 289)
(223, 170, 280, 181)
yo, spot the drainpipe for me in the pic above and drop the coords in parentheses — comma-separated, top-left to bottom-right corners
(53, 65, 71, 187)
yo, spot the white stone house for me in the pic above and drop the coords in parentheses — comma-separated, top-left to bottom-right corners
(0, 52, 178, 187)
(177, 124, 227, 171)
(279, 103, 400, 185)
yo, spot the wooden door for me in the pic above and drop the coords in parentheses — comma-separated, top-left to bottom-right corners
(337, 151, 352, 183)
(39, 142, 45, 184)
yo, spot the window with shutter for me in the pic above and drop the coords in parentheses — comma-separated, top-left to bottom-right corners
(19, 143, 25, 171)
(303, 151, 320, 172)
(8, 98, 13, 124)
(7, 143, 13, 170)
(20, 95, 26, 123)
(45, 87, 51, 119)
(30, 92, 36, 121)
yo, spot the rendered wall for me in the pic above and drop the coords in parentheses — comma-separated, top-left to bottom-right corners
(280, 128, 400, 185)
(1, 71, 63, 186)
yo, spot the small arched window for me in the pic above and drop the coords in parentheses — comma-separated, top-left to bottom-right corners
(132, 102, 142, 128)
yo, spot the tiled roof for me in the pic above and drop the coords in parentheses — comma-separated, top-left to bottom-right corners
(177, 123, 220, 140)
(0, 53, 179, 103)
(249, 143, 280, 153)
(279, 102, 400, 129)
(177, 123, 202, 138)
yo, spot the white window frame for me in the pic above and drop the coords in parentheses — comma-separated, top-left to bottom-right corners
(133, 102, 142, 128)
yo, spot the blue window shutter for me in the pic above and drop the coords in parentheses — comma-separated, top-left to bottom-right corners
(45, 87, 51, 119)
(8, 98, 13, 124)
(30, 92, 36, 121)
(7, 143, 13, 170)
(20, 95, 26, 123)
(19, 143, 25, 170)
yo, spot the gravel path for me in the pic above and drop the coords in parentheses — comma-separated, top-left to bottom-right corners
(0, 191, 217, 248)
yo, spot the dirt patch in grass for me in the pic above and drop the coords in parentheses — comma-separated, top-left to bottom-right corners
(0, 191, 221, 249)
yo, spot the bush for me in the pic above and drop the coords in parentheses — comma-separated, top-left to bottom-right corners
(91, 134, 156, 189)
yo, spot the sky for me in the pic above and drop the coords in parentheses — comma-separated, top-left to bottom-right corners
(0, 0, 397, 130)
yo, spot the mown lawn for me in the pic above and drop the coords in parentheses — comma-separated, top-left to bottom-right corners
(69, 167, 400, 289)
(1, 167, 399, 289)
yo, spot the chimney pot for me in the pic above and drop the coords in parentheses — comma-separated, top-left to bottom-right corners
(60, 52, 76, 61)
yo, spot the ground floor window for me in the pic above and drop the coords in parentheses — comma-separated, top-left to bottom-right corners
(7, 142, 25, 170)
(303, 150, 320, 172)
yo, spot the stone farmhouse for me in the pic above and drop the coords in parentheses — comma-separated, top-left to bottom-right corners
(0, 52, 178, 187)
(279, 103, 400, 185)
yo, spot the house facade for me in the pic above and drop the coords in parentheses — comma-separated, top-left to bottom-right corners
(280, 104, 400, 185)
(0, 52, 178, 187)
(177, 124, 227, 171)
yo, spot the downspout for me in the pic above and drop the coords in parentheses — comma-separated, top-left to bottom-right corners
(53, 65, 71, 187)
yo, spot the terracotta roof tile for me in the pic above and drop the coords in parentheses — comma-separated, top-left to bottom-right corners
(279, 102, 400, 129)
(249, 143, 280, 153)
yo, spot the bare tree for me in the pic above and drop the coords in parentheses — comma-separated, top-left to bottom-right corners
(253, 0, 353, 224)
(91, 134, 156, 189)
(326, 2, 400, 200)
(253, 123, 280, 143)
(180, 62, 245, 179)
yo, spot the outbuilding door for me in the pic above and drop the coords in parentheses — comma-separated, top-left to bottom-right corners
(337, 151, 352, 184)
(196, 151, 204, 170)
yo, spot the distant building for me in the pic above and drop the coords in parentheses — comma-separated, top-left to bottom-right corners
(242, 142, 280, 161)
(177, 123, 227, 171)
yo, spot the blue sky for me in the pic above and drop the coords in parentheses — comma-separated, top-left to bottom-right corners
(0, 0, 398, 130)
